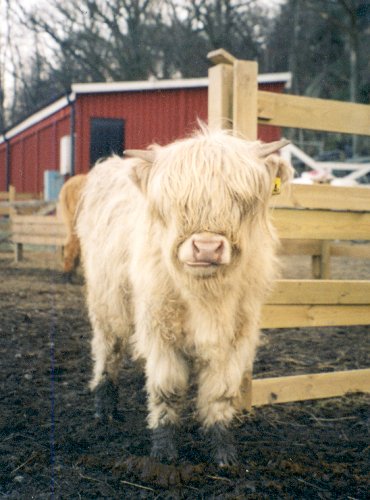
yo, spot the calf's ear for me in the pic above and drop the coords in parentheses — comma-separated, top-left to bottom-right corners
(125, 149, 155, 194)
(257, 138, 290, 158)
(264, 154, 295, 188)
(125, 150, 156, 163)
(257, 139, 294, 193)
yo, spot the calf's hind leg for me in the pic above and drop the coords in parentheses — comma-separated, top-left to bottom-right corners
(90, 327, 127, 422)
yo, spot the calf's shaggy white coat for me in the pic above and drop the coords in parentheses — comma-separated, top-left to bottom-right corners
(77, 128, 293, 463)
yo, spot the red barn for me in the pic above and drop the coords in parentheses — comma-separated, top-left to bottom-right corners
(0, 74, 290, 194)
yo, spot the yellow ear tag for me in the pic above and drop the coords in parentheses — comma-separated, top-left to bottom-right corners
(272, 177, 281, 195)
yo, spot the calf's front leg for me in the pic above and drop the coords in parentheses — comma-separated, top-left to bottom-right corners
(197, 336, 255, 466)
(145, 344, 189, 463)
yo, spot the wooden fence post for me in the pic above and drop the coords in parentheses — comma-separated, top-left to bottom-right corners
(231, 57, 258, 410)
(208, 64, 233, 129)
(208, 50, 259, 411)
(9, 185, 16, 217)
(207, 49, 234, 130)
(312, 240, 331, 279)
(14, 243, 23, 263)
(207, 49, 258, 140)
(9, 185, 16, 202)
(233, 60, 258, 140)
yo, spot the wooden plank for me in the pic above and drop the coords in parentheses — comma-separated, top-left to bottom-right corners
(261, 304, 370, 328)
(12, 223, 66, 237)
(233, 60, 258, 140)
(331, 243, 370, 259)
(279, 240, 370, 259)
(0, 190, 37, 202)
(272, 209, 370, 240)
(207, 48, 236, 66)
(0, 207, 10, 216)
(271, 183, 370, 212)
(294, 241, 370, 259)
(12, 219, 64, 230)
(268, 280, 370, 305)
(208, 64, 233, 129)
(14, 193, 41, 200)
(258, 91, 370, 136)
(279, 239, 322, 256)
(252, 369, 370, 406)
(12, 235, 66, 246)
(270, 184, 370, 212)
(11, 215, 60, 224)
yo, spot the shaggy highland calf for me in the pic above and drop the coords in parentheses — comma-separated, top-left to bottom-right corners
(58, 174, 87, 281)
(77, 128, 293, 466)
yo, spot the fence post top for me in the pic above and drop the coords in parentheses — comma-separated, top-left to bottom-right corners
(207, 48, 236, 66)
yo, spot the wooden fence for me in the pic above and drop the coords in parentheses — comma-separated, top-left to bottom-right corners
(274, 183, 370, 278)
(10, 189, 370, 406)
(0, 186, 43, 217)
(11, 214, 65, 262)
(207, 49, 370, 408)
(7, 51, 370, 407)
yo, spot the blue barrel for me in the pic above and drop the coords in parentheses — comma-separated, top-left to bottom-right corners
(44, 170, 64, 201)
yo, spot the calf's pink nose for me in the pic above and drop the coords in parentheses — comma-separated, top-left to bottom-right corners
(192, 238, 224, 264)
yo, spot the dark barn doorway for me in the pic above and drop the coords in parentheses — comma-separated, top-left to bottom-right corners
(90, 118, 125, 166)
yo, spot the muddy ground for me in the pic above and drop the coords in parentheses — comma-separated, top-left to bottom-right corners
(0, 241, 369, 499)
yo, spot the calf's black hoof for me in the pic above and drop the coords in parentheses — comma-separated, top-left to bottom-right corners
(205, 423, 238, 467)
(94, 379, 120, 422)
(150, 424, 178, 463)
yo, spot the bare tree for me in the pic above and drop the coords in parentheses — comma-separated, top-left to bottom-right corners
(0, 0, 19, 131)
(266, 0, 369, 154)
(21, 0, 164, 82)
(5, 0, 368, 151)
(0, 0, 8, 131)
(306, 0, 370, 154)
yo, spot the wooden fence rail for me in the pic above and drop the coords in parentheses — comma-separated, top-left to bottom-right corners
(208, 48, 370, 408)
(0, 186, 42, 217)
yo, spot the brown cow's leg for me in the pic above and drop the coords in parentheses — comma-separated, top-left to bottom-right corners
(63, 234, 81, 280)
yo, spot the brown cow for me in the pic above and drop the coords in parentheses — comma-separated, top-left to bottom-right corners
(58, 174, 87, 281)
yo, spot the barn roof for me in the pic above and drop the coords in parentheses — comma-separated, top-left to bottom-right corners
(0, 73, 291, 144)
(71, 72, 291, 95)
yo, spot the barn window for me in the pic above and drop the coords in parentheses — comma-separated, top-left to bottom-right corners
(90, 118, 125, 166)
